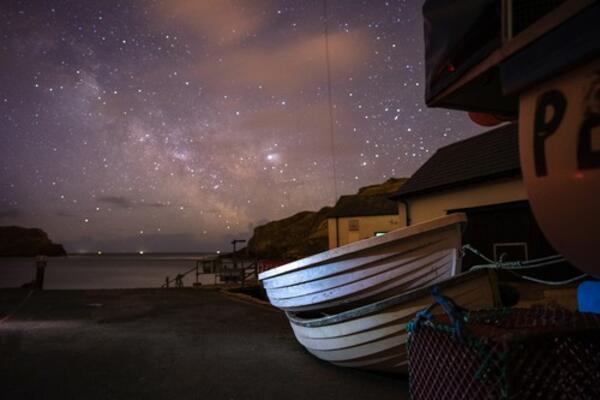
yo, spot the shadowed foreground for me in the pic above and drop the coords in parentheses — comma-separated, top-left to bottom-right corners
(0, 288, 408, 399)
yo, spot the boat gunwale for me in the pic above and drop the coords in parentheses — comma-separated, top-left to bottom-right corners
(268, 249, 451, 302)
(261, 237, 449, 290)
(258, 213, 467, 281)
(285, 269, 495, 328)
(271, 252, 453, 309)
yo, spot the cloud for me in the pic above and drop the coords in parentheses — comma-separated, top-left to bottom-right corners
(0, 208, 20, 219)
(98, 196, 134, 209)
(197, 30, 370, 92)
(143, 202, 168, 208)
(155, 0, 271, 46)
(97, 196, 168, 210)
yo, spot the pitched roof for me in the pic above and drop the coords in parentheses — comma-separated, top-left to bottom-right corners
(391, 123, 520, 199)
(328, 194, 398, 218)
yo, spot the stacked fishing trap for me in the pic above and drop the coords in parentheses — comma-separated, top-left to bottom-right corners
(407, 297, 600, 399)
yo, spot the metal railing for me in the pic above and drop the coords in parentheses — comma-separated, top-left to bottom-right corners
(161, 258, 260, 288)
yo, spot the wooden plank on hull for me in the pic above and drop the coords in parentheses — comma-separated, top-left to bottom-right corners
(294, 323, 408, 351)
(289, 305, 424, 339)
(286, 256, 453, 312)
(262, 233, 453, 289)
(307, 334, 409, 362)
(265, 242, 452, 296)
(259, 213, 466, 280)
(271, 250, 453, 308)
(285, 270, 500, 373)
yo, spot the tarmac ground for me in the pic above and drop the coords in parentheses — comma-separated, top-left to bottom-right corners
(0, 288, 409, 399)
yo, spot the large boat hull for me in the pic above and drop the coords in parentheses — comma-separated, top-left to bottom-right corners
(286, 269, 500, 373)
(259, 214, 467, 312)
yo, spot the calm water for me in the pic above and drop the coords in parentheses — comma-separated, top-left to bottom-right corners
(0, 254, 219, 289)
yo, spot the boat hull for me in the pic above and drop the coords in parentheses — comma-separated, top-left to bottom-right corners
(259, 214, 467, 312)
(286, 269, 500, 373)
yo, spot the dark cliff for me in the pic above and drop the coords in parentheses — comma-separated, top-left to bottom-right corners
(246, 178, 408, 259)
(246, 207, 332, 260)
(0, 226, 67, 257)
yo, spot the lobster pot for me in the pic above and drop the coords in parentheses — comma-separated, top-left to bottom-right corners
(407, 307, 600, 400)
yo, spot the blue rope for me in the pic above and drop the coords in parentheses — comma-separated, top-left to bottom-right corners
(408, 285, 468, 341)
(407, 304, 434, 333)
(431, 285, 467, 342)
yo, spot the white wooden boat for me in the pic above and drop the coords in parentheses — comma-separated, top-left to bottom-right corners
(258, 213, 467, 312)
(286, 269, 500, 373)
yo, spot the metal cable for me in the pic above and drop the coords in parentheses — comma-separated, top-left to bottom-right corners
(323, 0, 338, 203)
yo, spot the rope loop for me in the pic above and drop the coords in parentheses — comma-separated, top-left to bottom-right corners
(408, 285, 468, 342)
(431, 285, 468, 342)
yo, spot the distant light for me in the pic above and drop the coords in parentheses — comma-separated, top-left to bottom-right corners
(97, 251, 102, 255)
(139, 250, 144, 255)
(216, 250, 221, 255)
(84, 218, 89, 223)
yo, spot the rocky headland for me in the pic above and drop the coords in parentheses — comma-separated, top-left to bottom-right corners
(0, 226, 66, 257)
(246, 177, 408, 259)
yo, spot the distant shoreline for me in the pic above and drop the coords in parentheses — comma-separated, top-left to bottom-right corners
(1, 252, 216, 260)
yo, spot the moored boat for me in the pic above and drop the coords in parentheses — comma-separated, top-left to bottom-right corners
(286, 269, 501, 373)
(258, 213, 467, 312)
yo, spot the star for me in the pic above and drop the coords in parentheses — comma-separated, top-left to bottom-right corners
(0, 0, 480, 252)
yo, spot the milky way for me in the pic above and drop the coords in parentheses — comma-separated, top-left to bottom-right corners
(0, 0, 481, 252)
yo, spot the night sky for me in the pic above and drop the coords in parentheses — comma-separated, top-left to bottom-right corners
(0, 0, 481, 253)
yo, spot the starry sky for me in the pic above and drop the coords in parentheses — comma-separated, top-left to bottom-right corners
(0, 0, 481, 253)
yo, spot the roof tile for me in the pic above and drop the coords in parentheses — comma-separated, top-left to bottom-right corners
(391, 123, 520, 199)
(328, 194, 398, 218)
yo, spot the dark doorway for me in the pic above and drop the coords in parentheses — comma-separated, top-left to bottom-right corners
(449, 200, 581, 281)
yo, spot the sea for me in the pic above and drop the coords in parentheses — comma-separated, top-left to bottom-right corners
(0, 254, 219, 289)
